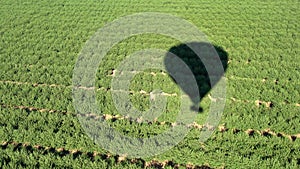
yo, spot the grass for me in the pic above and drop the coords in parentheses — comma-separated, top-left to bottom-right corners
(0, 0, 299, 168)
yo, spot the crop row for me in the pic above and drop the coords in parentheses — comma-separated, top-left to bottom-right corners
(1, 102, 300, 141)
(1, 76, 299, 108)
(1, 48, 299, 72)
(2, 68, 300, 91)
(1, 44, 299, 79)
(0, 141, 144, 169)
(0, 62, 299, 91)
(1, 86, 299, 134)
(0, 140, 217, 169)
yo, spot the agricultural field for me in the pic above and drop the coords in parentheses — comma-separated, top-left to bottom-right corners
(0, 0, 299, 168)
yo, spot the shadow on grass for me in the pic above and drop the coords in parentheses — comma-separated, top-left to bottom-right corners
(164, 42, 228, 112)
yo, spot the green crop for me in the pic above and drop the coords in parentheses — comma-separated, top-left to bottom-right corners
(0, 0, 299, 168)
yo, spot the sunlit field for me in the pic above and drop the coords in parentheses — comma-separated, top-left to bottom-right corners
(0, 0, 299, 168)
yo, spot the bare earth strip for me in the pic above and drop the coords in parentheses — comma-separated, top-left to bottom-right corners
(1, 103, 299, 141)
(0, 80, 299, 107)
(0, 140, 215, 169)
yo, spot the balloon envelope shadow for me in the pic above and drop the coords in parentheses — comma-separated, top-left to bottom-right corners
(164, 42, 228, 112)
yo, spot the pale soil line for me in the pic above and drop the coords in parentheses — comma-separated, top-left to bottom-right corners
(108, 70, 300, 84)
(3, 57, 297, 72)
(0, 103, 201, 129)
(1, 103, 300, 141)
(0, 80, 299, 107)
(0, 140, 215, 169)
(1, 68, 299, 89)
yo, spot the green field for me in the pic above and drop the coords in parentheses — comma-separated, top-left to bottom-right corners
(0, 0, 300, 168)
